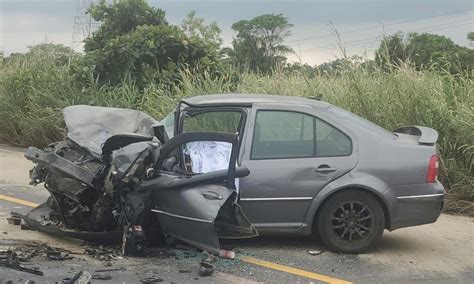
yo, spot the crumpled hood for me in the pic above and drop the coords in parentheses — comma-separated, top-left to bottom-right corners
(63, 105, 158, 154)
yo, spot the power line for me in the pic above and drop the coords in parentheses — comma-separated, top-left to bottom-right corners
(297, 19, 473, 54)
(298, 19, 472, 53)
(286, 8, 473, 44)
(347, 22, 474, 54)
(299, 21, 472, 54)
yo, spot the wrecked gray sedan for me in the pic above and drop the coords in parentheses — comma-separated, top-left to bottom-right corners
(24, 104, 257, 255)
(24, 94, 445, 254)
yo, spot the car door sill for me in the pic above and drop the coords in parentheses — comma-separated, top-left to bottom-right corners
(254, 223, 310, 236)
(254, 222, 305, 229)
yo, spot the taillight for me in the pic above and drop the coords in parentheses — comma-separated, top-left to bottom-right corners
(426, 155, 439, 183)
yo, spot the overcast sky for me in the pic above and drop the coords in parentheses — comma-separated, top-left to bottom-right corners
(1, 0, 473, 65)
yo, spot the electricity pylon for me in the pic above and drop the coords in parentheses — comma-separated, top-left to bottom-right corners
(71, 0, 98, 53)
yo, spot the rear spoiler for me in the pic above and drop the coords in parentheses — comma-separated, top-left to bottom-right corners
(393, 126, 438, 145)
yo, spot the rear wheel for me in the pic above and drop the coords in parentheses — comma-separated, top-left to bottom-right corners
(317, 190, 384, 253)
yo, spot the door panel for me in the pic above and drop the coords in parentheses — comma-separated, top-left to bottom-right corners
(151, 183, 256, 253)
(239, 104, 358, 230)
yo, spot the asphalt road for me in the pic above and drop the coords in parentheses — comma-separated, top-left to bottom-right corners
(1, 144, 473, 283)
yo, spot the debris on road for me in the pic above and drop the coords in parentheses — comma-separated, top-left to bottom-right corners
(140, 276, 164, 283)
(21, 223, 33, 230)
(9, 211, 34, 231)
(13, 243, 74, 262)
(7, 217, 21, 225)
(202, 251, 217, 263)
(95, 267, 126, 273)
(0, 250, 44, 276)
(199, 261, 215, 276)
(84, 245, 121, 261)
(92, 273, 113, 280)
(44, 245, 73, 261)
(219, 250, 236, 260)
(199, 250, 217, 276)
(62, 271, 92, 284)
(145, 247, 176, 259)
(307, 250, 324, 256)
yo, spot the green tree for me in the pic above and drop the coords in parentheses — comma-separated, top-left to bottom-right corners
(316, 56, 366, 76)
(468, 32, 474, 42)
(84, 0, 167, 52)
(229, 14, 293, 73)
(376, 32, 474, 73)
(4, 43, 75, 66)
(407, 33, 458, 67)
(283, 62, 317, 78)
(76, 0, 223, 87)
(181, 11, 222, 51)
(180, 11, 231, 77)
(375, 32, 410, 67)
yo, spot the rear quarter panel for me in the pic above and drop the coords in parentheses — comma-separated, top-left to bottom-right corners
(303, 107, 440, 232)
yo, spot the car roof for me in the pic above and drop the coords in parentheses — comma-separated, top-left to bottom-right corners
(182, 93, 331, 108)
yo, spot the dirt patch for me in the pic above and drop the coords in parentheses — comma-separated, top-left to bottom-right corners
(360, 214, 474, 276)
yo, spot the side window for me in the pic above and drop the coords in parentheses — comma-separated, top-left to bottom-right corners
(315, 119, 352, 156)
(251, 110, 352, 159)
(251, 111, 315, 159)
(181, 110, 242, 174)
(182, 111, 242, 134)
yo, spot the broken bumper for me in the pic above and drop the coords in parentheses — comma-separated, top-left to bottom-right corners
(22, 203, 122, 244)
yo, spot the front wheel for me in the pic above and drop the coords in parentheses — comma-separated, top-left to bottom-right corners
(317, 190, 385, 253)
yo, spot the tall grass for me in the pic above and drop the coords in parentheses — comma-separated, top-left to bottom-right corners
(0, 55, 472, 213)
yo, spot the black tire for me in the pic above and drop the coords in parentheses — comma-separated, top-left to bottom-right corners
(317, 190, 385, 253)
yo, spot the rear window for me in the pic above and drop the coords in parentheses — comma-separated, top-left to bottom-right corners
(328, 106, 396, 138)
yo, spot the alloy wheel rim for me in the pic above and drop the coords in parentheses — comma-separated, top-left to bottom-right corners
(331, 201, 373, 242)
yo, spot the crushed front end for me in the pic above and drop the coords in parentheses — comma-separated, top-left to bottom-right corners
(23, 105, 257, 254)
